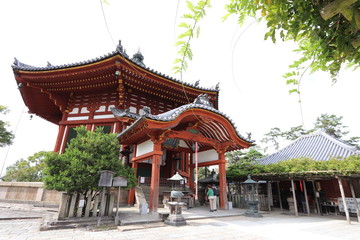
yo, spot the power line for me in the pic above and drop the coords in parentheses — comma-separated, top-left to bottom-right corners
(230, 19, 257, 93)
(0, 106, 26, 178)
(99, 0, 116, 46)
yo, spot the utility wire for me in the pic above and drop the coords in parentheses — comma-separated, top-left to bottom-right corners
(99, 0, 116, 46)
(0, 106, 26, 178)
(230, 19, 257, 93)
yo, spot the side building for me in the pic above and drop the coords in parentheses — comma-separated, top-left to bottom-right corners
(256, 131, 360, 221)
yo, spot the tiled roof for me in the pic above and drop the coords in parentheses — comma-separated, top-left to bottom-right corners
(112, 94, 254, 144)
(11, 40, 219, 93)
(257, 131, 360, 165)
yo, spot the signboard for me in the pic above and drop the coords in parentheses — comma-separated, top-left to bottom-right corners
(113, 176, 128, 187)
(98, 170, 115, 187)
(78, 199, 85, 208)
(338, 197, 360, 213)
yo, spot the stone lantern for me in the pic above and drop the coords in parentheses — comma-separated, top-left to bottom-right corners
(164, 172, 187, 226)
(241, 175, 262, 217)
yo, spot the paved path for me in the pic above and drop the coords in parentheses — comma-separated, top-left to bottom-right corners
(1, 202, 360, 240)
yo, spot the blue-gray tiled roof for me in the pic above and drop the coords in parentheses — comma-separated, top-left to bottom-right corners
(257, 131, 360, 165)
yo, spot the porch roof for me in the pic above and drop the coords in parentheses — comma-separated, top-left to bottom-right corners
(112, 94, 254, 151)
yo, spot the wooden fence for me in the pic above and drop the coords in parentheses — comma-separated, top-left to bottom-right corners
(58, 188, 128, 219)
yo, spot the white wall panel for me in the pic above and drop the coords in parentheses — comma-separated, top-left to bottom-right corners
(179, 140, 189, 148)
(136, 140, 153, 157)
(193, 149, 218, 164)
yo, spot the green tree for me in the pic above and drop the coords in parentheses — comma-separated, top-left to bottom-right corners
(1, 151, 52, 182)
(198, 166, 211, 179)
(261, 113, 359, 151)
(0, 105, 14, 147)
(226, 148, 264, 165)
(226, 148, 265, 179)
(313, 113, 348, 138)
(43, 126, 137, 194)
(177, 1, 360, 90)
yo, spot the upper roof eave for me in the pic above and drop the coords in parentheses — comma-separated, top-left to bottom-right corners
(12, 41, 220, 93)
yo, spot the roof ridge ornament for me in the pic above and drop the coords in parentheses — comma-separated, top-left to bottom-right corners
(215, 82, 220, 91)
(193, 93, 212, 107)
(140, 106, 151, 117)
(116, 40, 129, 58)
(13, 57, 19, 66)
(194, 79, 200, 87)
(246, 132, 252, 141)
(131, 49, 145, 68)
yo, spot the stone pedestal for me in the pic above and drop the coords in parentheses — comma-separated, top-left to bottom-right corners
(287, 197, 295, 213)
(245, 201, 262, 218)
(164, 202, 187, 226)
(139, 203, 148, 215)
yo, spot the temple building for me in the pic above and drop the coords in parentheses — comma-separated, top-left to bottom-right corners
(11, 41, 253, 212)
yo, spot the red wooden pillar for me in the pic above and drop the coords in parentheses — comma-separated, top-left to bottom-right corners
(188, 152, 194, 192)
(127, 161, 138, 205)
(149, 141, 162, 213)
(54, 124, 66, 152)
(218, 151, 228, 210)
(189, 166, 194, 192)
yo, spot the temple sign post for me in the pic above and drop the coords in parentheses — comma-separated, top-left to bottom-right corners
(113, 176, 127, 225)
(97, 170, 114, 227)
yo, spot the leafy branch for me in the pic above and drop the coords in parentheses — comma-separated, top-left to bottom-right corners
(225, 0, 360, 90)
(227, 155, 360, 180)
(173, 0, 211, 76)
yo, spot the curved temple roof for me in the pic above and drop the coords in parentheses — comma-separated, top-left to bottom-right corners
(12, 40, 220, 93)
(257, 131, 360, 165)
(112, 94, 254, 151)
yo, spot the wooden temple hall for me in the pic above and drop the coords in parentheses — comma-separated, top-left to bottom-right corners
(12, 41, 254, 212)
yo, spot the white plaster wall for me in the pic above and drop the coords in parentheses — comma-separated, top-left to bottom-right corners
(67, 116, 89, 121)
(193, 149, 218, 163)
(93, 114, 115, 119)
(80, 107, 89, 113)
(136, 140, 153, 157)
(95, 106, 106, 112)
(69, 108, 79, 114)
(179, 140, 189, 148)
(108, 105, 115, 111)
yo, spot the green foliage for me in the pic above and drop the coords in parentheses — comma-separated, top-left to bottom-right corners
(178, 1, 359, 91)
(43, 126, 137, 194)
(225, 0, 360, 91)
(1, 151, 54, 182)
(226, 148, 264, 165)
(261, 125, 311, 151)
(173, 0, 211, 75)
(264, 156, 360, 176)
(226, 148, 265, 179)
(313, 113, 348, 138)
(227, 155, 360, 180)
(0, 105, 14, 148)
(198, 166, 211, 179)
